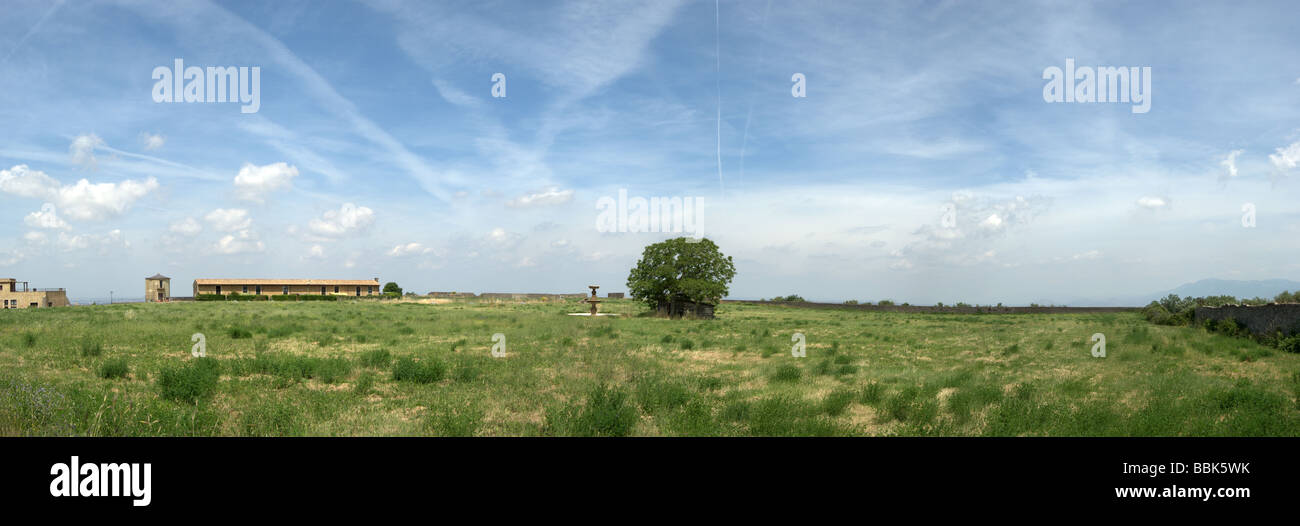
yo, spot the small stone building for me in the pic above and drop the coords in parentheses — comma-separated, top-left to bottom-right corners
(145, 274, 171, 302)
(0, 278, 70, 309)
(656, 299, 716, 319)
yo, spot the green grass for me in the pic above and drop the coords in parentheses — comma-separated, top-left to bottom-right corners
(0, 299, 1297, 436)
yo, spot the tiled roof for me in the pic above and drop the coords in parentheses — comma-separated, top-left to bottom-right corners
(193, 278, 379, 286)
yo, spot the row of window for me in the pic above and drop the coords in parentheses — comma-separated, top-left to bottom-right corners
(212, 285, 375, 295)
(2, 299, 37, 308)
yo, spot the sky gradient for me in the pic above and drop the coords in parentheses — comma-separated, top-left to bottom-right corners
(1, 0, 1298, 304)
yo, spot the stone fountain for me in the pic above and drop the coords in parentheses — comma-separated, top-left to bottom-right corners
(568, 285, 617, 316)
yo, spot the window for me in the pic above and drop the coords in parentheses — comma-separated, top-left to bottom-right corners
(321, 286, 326, 295)
(283, 286, 289, 295)
(255, 285, 262, 295)
(334, 286, 339, 293)
(243, 285, 249, 294)
(355, 286, 361, 296)
(216, 286, 222, 294)
(369, 286, 374, 294)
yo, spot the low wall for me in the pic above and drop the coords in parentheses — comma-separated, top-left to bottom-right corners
(720, 300, 1138, 314)
(1194, 304, 1300, 337)
(478, 293, 587, 300)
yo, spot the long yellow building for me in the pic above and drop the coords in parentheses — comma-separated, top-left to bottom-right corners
(193, 278, 381, 297)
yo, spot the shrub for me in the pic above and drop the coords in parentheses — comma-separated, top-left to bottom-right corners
(158, 358, 221, 404)
(98, 358, 130, 379)
(359, 349, 392, 368)
(392, 357, 446, 384)
(79, 341, 103, 357)
(227, 327, 253, 339)
(768, 364, 802, 383)
(820, 389, 856, 416)
(545, 383, 639, 437)
(353, 371, 376, 395)
(22, 333, 36, 348)
(877, 299, 895, 306)
(1279, 335, 1300, 354)
(429, 404, 483, 437)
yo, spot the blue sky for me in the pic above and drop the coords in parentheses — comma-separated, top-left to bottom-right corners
(1, 0, 1298, 304)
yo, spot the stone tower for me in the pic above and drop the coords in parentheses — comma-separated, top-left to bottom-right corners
(145, 274, 171, 302)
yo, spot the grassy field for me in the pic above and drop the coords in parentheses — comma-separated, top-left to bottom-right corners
(2, 298, 1299, 437)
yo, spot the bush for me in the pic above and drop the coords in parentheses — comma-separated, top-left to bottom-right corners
(227, 327, 253, 339)
(353, 371, 376, 395)
(98, 358, 130, 379)
(158, 358, 221, 404)
(359, 349, 392, 368)
(429, 404, 483, 437)
(768, 364, 802, 383)
(546, 383, 639, 437)
(79, 341, 103, 357)
(392, 357, 446, 384)
(22, 333, 36, 348)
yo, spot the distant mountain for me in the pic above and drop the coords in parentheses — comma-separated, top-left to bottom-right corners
(1154, 279, 1300, 302)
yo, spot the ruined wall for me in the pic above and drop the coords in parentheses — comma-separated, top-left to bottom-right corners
(1194, 304, 1300, 337)
(721, 300, 1137, 315)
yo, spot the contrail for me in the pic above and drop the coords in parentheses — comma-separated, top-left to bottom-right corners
(1, 0, 66, 65)
(715, 0, 724, 198)
(738, 0, 774, 197)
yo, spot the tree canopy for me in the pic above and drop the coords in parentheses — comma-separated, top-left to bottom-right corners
(383, 282, 402, 296)
(626, 237, 736, 308)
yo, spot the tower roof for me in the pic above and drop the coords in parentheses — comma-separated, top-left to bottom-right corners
(146, 274, 170, 280)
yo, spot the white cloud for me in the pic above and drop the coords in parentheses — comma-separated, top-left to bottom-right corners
(69, 133, 104, 168)
(141, 133, 166, 151)
(388, 242, 433, 257)
(56, 229, 128, 253)
(1221, 149, 1243, 178)
(506, 187, 574, 208)
(979, 214, 1003, 230)
(169, 217, 202, 236)
(488, 227, 508, 242)
(205, 208, 253, 232)
(431, 79, 480, 107)
(234, 162, 299, 202)
(1072, 250, 1102, 260)
(214, 230, 264, 254)
(24, 204, 70, 230)
(308, 203, 375, 237)
(23, 231, 47, 245)
(303, 244, 326, 260)
(1136, 196, 1168, 209)
(1269, 141, 1300, 172)
(0, 165, 159, 221)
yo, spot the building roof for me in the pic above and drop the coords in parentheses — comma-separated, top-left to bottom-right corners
(147, 274, 170, 280)
(193, 278, 380, 286)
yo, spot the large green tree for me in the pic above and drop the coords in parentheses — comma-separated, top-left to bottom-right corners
(383, 282, 403, 296)
(627, 237, 736, 309)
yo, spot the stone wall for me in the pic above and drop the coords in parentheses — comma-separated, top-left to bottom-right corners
(478, 292, 587, 300)
(721, 300, 1137, 314)
(1194, 304, 1300, 337)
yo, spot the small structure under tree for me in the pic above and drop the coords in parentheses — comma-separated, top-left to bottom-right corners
(626, 237, 735, 319)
